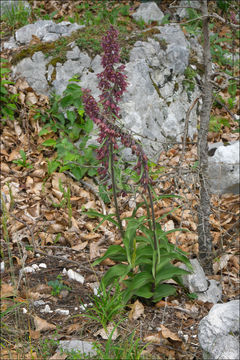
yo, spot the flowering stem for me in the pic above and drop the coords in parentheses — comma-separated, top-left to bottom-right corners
(109, 142, 124, 238)
(147, 184, 157, 251)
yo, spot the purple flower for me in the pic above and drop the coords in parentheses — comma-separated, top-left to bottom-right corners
(82, 26, 151, 188)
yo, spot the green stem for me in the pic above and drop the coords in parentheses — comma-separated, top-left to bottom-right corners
(147, 184, 157, 250)
(109, 142, 124, 238)
(147, 184, 157, 293)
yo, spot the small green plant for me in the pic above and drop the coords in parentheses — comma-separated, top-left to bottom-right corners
(94, 327, 146, 360)
(1, 0, 31, 30)
(51, 179, 72, 226)
(0, 58, 19, 122)
(48, 275, 71, 296)
(209, 116, 230, 132)
(37, 78, 99, 180)
(187, 292, 198, 300)
(183, 66, 197, 93)
(37, 338, 59, 359)
(12, 150, 33, 169)
(80, 280, 125, 330)
(134, 18, 146, 30)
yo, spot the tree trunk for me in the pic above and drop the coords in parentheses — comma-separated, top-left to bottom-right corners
(197, 0, 213, 274)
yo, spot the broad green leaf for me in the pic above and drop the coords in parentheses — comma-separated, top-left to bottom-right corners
(42, 139, 56, 147)
(123, 271, 152, 291)
(156, 264, 190, 285)
(66, 110, 76, 125)
(133, 284, 153, 299)
(92, 245, 127, 266)
(38, 127, 51, 136)
(60, 94, 73, 108)
(102, 264, 130, 287)
(153, 284, 176, 302)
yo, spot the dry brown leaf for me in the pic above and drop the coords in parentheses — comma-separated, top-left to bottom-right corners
(8, 149, 21, 162)
(50, 352, 67, 360)
(156, 345, 175, 358)
(48, 223, 65, 233)
(29, 329, 40, 339)
(144, 332, 162, 344)
(128, 300, 144, 321)
(94, 323, 118, 340)
(80, 232, 100, 241)
(163, 220, 175, 232)
(84, 200, 97, 209)
(33, 315, 56, 332)
(213, 254, 231, 274)
(89, 242, 100, 260)
(72, 241, 88, 251)
(31, 168, 46, 178)
(161, 324, 181, 341)
(0, 162, 10, 173)
(1, 283, 17, 298)
(66, 323, 82, 334)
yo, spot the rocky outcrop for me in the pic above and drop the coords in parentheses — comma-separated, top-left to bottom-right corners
(198, 300, 240, 359)
(208, 141, 240, 194)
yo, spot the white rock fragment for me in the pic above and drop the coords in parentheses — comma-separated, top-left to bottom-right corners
(22, 308, 28, 314)
(31, 264, 40, 271)
(66, 269, 84, 284)
(38, 263, 47, 269)
(20, 266, 36, 274)
(40, 304, 53, 313)
(55, 308, 70, 316)
(34, 300, 46, 307)
(0, 261, 5, 273)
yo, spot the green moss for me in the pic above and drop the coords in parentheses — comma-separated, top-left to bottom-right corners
(149, 72, 163, 99)
(47, 57, 65, 67)
(12, 42, 56, 65)
(158, 38, 167, 51)
(174, 82, 179, 92)
(51, 68, 56, 82)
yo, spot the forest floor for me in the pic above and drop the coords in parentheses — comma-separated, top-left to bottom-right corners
(1, 1, 239, 359)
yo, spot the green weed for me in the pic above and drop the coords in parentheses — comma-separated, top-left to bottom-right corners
(48, 275, 71, 297)
(12, 150, 33, 169)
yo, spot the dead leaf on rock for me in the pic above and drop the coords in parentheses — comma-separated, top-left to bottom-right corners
(33, 315, 56, 332)
(161, 324, 181, 342)
(94, 323, 118, 340)
(128, 300, 144, 321)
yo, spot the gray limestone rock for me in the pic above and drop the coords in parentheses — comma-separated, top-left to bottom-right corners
(176, 0, 201, 20)
(208, 141, 240, 194)
(181, 258, 208, 293)
(180, 259, 222, 303)
(3, 20, 84, 49)
(5, 17, 201, 160)
(132, 2, 164, 24)
(58, 340, 97, 357)
(198, 300, 240, 360)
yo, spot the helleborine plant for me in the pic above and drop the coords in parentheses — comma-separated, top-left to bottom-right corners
(82, 26, 192, 304)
